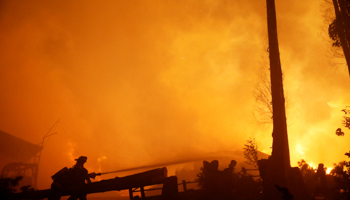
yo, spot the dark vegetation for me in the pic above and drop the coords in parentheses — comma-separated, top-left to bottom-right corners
(326, 0, 350, 197)
(329, 153, 350, 200)
(335, 106, 350, 136)
(0, 176, 35, 199)
(297, 153, 350, 200)
(243, 138, 259, 168)
(327, 106, 350, 199)
(327, 0, 350, 75)
(328, 0, 350, 48)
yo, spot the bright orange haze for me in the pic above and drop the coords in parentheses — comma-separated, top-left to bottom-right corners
(0, 0, 349, 191)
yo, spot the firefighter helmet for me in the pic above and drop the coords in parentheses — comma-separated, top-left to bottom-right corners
(75, 156, 87, 163)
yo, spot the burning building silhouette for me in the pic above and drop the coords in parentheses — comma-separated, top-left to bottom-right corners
(0, 130, 42, 189)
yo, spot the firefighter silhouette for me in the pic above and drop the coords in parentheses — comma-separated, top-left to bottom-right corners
(314, 163, 328, 198)
(48, 156, 99, 200)
(220, 160, 239, 199)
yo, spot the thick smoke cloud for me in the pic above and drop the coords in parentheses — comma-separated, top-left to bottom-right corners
(0, 0, 349, 190)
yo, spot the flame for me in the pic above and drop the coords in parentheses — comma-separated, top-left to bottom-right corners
(308, 162, 316, 170)
(303, 161, 333, 174)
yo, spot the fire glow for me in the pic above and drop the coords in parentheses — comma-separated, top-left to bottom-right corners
(0, 0, 349, 191)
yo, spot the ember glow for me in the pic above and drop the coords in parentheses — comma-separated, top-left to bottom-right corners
(0, 0, 350, 191)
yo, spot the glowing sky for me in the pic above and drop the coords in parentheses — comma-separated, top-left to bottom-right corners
(1, 0, 350, 190)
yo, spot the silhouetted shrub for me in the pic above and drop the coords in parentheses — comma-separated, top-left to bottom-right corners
(0, 176, 23, 199)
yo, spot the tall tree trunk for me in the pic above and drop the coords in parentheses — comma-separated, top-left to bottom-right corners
(258, 1, 295, 199)
(259, 2, 311, 199)
(259, 1, 313, 199)
(267, 0, 290, 181)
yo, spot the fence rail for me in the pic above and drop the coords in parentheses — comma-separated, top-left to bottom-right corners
(132, 167, 260, 194)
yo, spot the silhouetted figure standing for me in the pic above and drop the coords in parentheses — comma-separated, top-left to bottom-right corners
(68, 156, 97, 200)
(223, 160, 237, 174)
(220, 160, 238, 199)
(200, 160, 219, 190)
(197, 160, 221, 199)
(314, 163, 327, 198)
(48, 156, 99, 200)
(222, 160, 237, 189)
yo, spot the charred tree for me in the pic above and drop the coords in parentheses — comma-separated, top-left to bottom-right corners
(267, 0, 290, 183)
(258, 1, 309, 200)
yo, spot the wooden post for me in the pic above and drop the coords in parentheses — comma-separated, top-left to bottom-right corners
(140, 187, 145, 199)
(161, 176, 179, 200)
(182, 180, 187, 191)
(129, 188, 133, 200)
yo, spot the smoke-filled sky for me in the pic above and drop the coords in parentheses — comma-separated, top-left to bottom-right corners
(1, 0, 350, 190)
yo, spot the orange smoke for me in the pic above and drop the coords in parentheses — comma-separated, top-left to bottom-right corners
(0, 0, 349, 192)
